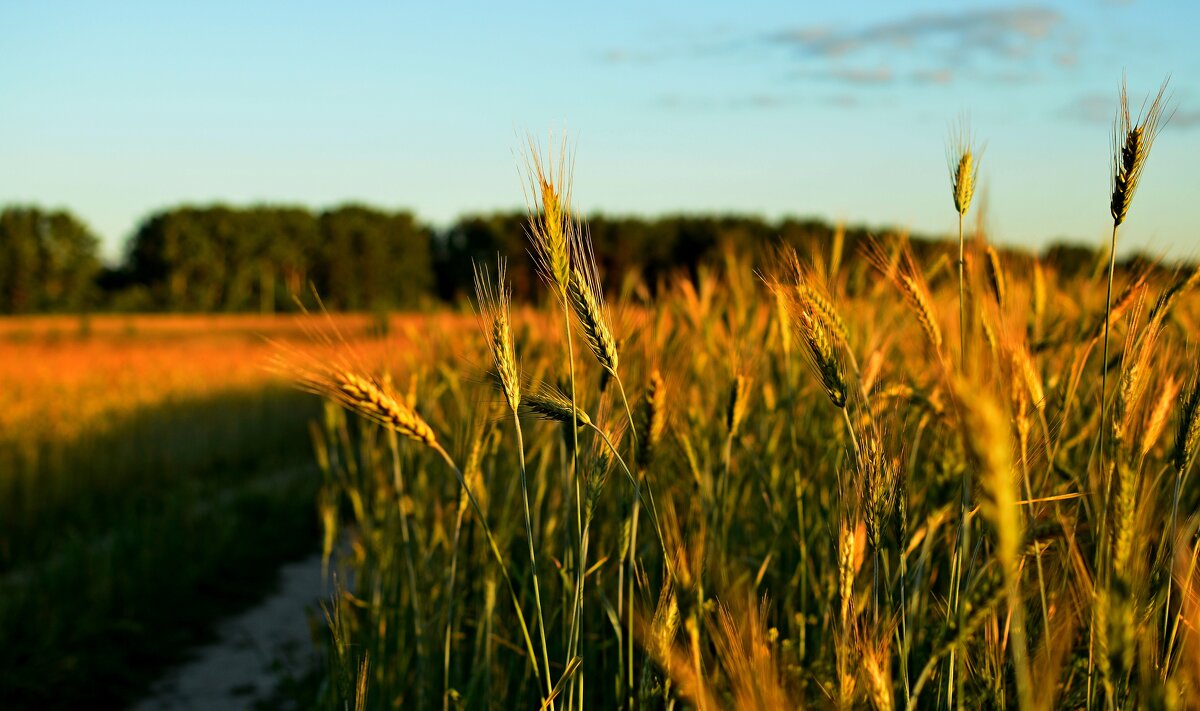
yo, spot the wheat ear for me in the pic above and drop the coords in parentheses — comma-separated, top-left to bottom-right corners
(316, 370, 439, 447)
(1100, 76, 1171, 468)
(523, 384, 592, 428)
(473, 258, 521, 412)
(523, 134, 573, 297)
(949, 116, 980, 365)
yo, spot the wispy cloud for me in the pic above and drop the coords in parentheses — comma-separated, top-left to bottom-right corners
(768, 7, 1076, 88)
(912, 68, 954, 85)
(1060, 93, 1115, 123)
(652, 92, 885, 112)
(791, 66, 968, 88)
(605, 7, 1079, 110)
(768, 7, 1063, 62)
(654, 93, 800, 111)
(793, 66, 895, 86)
(602, 7, 1069, 70)
(1167, 110, 1200, 129)
(598, 48, 665, 64)
(827, 66, 893, 85)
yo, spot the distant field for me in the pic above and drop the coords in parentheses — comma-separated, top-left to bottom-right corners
(0, 313, 382, 441)
(0, 312, 450, 708)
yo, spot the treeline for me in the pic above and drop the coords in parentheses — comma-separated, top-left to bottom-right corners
(0, 208, 102, 313)
(0, 202, 1137, 314)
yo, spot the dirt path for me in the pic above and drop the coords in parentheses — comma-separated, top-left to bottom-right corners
(128, 553, 328, 711)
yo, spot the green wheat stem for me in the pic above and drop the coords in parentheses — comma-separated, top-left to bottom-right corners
(512, 408, 555, 709)
(388, 430, 428, 710)
(430, 441, 548, 706)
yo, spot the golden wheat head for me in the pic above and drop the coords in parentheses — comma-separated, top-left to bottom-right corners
(522, 133, 574, 296)
(567, 230, 620, 378)
(1110, 77, 1171, 226)
(308, 368, 438, 448)
(473, 258, 521, 412)
(522, 383, 591, 428)
(724, 373, 750, 438)
(948, 117, 980, 216)
(637, 369, 667, 467)
(1175, 366, 1200, 474)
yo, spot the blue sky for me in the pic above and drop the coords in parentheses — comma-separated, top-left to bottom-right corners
(1, 1, 1197, 262)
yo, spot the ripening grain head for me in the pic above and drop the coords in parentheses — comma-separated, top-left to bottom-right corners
(473, 258, 521, 413)
(1112, 311, 1161, 447)
(863, 240, 943, 354)
(522, 383, 591, 428)
(771, 273, 849, 409)
(984, 245, 1007, 310)
(637, 369, 667, 467)
(298, 367, 439, 448)
(860, 635, 895, 711)
(1110, 77, 1171, 227)
(1175, 365, 1200, 474)
(523, 133, 575, 297)
(948, 116, 980, 216)
(856, 426, 898, 552)
(1141, 376, 1179, 460)
(725, 372, 750, 438)
(567, 233, 620, 379)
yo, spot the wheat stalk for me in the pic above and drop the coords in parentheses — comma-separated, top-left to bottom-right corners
(797, 283, 851, 347)
(862, 640, 895, 711)
(568, 261, 619, 378)
(472, 258, 556, 705)
(310, 369, 439, 447)
(523, 134, 574, 298)
(1174, 367, 1200, 476)
(1140, 376, 1178, 462)
(1099, 76, 1172, 464)
(473, 258, 521, 412)
(948, 118, 979, 218)
(900, 274, 943, 352)
(289, 362, 551, 703)
(725, 373, 749, 439)
(565, 223, 641, 461)
(637, 369, 667, 468)
(864, 240, 944, 356)
(523, 384, 592, 428)
(955, 379, 1033, 710)
(838, 517, 857, 631)
(1111, 316, 1160, 449)
(521, 133, 585, 710)
(949, 117, 980, 365)
(1165, 363, 1200, 667)
(984, 245, 1007, 310)
(777, 280, 850, 409)
(1110, 78, 1171, 227)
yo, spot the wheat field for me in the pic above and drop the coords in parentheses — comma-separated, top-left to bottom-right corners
(297, 100, 1200, 710)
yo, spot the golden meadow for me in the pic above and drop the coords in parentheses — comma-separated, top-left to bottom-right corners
(5, 80, 1200, 710)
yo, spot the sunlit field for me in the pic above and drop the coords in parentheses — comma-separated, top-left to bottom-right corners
(0, 313, 436, 707)
(294, 143, 1200, 710)
(5, 203, 1200, 710)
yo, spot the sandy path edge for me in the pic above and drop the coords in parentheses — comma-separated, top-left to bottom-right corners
(128, 552, 327, 711)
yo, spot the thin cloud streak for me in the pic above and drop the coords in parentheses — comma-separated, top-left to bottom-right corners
(767, 7, 1064, 61)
